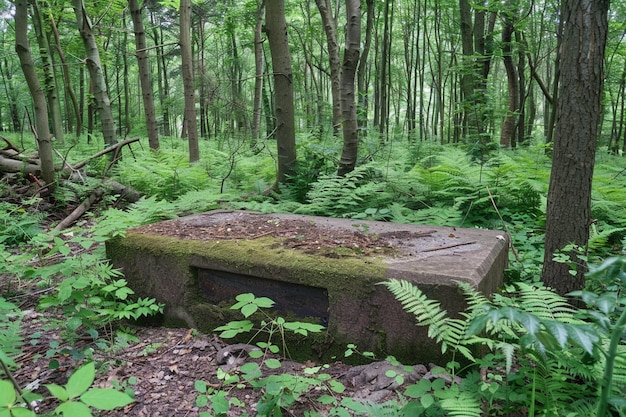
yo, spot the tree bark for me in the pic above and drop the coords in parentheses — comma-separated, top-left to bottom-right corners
(337, 0, 361, 176)
(72, 0, 117, 147)
(49, 14, 82, 137)
(31, 0, 64, 143)
(541, 0, 610, 296)
(499, 16, 518, 148)
(252, 0, 265, 141)
(129, 0, 159, 150)
(357, 0, 374, 135)
(14, 0, 55, 191)
(180, 0, 199, 162)
(315, 0, 342, 135)
(265, 0, 297, 184)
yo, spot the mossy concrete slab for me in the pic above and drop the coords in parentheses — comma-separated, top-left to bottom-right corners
(106, 210, 508, 364)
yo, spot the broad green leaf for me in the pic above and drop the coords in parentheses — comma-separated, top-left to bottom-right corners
(565, 324, 599, 355)
(420, 393, 435, 408)
(317, 394, 336, 404)
(46, 383, 69, 402)
(264, 358, 282, 369)
(54, 400, 93, 417)
(254, 297, 275, 308)
(211, 391, 230, 414)
(329, 380, 345, 393)
(66, 362, 95, 398)
(7, 407, 35, 417)
(240, 303, 258, 318)
(0, 380, 16, 406)
(541, 320, 568, 347)
(80, 388, 134, 410)
(404, 379, 430, 398)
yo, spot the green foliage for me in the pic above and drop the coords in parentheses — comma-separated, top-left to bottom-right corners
(384, 261, 626, 416)
(0, 298, 22, 369)
(0, 361, 133, 417)
(0, 202, 42, 245)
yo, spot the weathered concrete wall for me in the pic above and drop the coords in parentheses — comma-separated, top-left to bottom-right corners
(106, 210, 509, 364)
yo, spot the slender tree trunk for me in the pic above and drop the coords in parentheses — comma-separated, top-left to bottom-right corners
(337, 0, 361, 176)
(1, 57, 21, 132)
(129, 0, 159, 150)
(180, 0, 199, 162)
(14, 0, 55, 190)
(542, 0, 610, 296)
(49, 15, 81, 137)
(252, 0, 265, 141)
(378, 0, 392, 138)
(357, 0, 373, 135)
(315, 0, 342, 135)
(500, 17, 518, 148)
(72, 0, 117, 147)
(265, 0, 296, 184)
(31, 0, 64, 143)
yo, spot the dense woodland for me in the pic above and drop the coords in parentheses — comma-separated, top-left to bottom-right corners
(1, 0, 626, 416)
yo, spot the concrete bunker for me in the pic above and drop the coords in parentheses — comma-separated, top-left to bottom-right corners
(106, 210, 509, 364)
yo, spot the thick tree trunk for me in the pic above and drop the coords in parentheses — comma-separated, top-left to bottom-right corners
(337, 0, 361, 176)
(541, 0, 610, 296)
(180, 0, 199, 162)
(14, 0, 55, 190)
(72, 0, 117, 147)
(129, 0, 159, 150)
(265, 0, 296, 184)
(315, 0, 342, 135)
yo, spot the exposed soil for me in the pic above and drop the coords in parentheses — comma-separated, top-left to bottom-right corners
(10, 293, 437, 417)
(132, 210, 436, 258)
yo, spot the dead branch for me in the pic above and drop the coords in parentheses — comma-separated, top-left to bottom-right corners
(54, 188, 105, 231)
(71, 137, 139, 171)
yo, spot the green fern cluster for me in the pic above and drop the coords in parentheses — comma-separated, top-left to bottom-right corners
(382, 275, 626, 416)
(294, 164, 393, 217)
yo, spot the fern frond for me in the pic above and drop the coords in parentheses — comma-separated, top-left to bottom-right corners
(439, 390, 482, 417)
(381, 279, 475, 361)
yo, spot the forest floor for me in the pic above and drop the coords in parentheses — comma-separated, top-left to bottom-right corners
(2, 180, 440, 417)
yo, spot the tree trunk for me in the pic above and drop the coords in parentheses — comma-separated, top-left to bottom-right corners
(252, 0, 265, 141)
(541, 0, 610, 296)
(500, 16, 518, 148)
(31, 0, 64, 143)
(129, 0, 159, 150)
(180, 0, 199, 162)
(72, 0, 117, 147)
(14, 0, 55, 190)
(337, 0, 361, 176)
(265, 0, 296, 184)
(49, 14, 82, 137)
(315, 0, 342, 135)
(357, 0, 374, 135)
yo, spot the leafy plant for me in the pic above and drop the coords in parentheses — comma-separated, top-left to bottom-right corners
(383, 263, 626, 416)
(0, 361, 133, 417)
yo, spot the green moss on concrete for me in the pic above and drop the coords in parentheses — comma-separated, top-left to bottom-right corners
(118, 232, 388, 297)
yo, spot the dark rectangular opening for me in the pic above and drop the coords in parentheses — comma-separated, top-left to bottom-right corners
(197, 268, 329, 324)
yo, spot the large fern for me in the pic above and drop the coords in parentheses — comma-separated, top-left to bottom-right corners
(381, 279, 478, 362)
